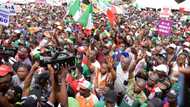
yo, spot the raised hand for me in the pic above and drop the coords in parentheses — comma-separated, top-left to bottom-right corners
(31, 61, 40, 72)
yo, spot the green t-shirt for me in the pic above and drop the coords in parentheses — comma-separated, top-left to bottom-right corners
(68, 97, 80, 107)
(82, 64, 91, 78)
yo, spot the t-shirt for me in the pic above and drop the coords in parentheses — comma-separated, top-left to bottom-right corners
(12, 75, 24, 89)
(122, 78, 147, 106)
(76, 93, 99, 107)
(114, 62, 129, 93)
(95, 100, 118, 107)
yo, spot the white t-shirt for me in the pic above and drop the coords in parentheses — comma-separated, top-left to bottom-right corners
(12, 75, 24, 89)
(91, 60, 101, 71)
(114, 62, 129, 93)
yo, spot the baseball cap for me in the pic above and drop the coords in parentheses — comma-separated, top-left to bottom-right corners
(54, 21, 61, 26)
(166, 44, 176, 49)
(153, 64, 169, 75)
(78, 80, 93, 90)
(0, 65, 12, 77)
(183, 42, 190, 47)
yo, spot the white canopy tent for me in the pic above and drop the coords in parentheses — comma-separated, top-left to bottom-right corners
(134, 0, 190, 11)
(0, 0, 68, 5)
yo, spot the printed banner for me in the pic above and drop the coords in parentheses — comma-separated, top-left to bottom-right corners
(157, 19, 173, 36)
(36, 0, 47, 4)
(160, 7, 172, 18)
(0, 4, 16, 15)
(0, 10, 9, 26)
(15, 5, 22, 13)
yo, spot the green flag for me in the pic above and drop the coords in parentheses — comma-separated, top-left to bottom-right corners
(69, 0, 80, 16)
(78, 4, 93, 27)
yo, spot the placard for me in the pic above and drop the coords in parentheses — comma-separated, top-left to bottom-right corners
(157, 19, 173, 36)
(0, 10, 9, 26)
(0, 4, 16, 15)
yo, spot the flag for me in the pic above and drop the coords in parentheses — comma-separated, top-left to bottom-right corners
(106, 8, 116, 25)
(78, 4, 93, 27)
(68, 0, 81, 21)
(86, 13, 93, 29)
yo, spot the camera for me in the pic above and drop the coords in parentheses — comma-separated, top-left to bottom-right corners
(35, 47, 76, 71)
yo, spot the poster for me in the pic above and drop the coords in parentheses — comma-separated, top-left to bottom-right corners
(0, 4, 16, 15)
(157, 19, 173, 36)
(0, 10, 9, 26)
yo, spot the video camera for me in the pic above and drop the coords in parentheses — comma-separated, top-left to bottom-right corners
(37, 48, 76, 71)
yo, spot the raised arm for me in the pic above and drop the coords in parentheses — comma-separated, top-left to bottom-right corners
(107, 56, 116, 81)
(47, 64, 56, 105)
(179, 67, 190, 74)
(22, 61, 39, 97)
(58, 66, 68, 107)
(128, 53, 145, 79)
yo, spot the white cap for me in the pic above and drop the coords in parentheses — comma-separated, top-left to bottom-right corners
(14, 29, 21, 34)
(65, 27, 71, 32)
(184, 48, 190, 53)
(166, 44, 176, 49)
(183, 42, 190, 47)
(153, 64, 169, 75)
(159, 49, 167, 55)
(146, 51, 152, 57)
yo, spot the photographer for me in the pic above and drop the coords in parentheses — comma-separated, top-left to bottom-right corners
(12, 62, 31, 89)
(21, 62, 56, 107)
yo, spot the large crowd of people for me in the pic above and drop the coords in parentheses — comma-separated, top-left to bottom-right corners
(0, 2, 190, 107)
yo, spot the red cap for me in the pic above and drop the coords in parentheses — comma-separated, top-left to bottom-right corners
(0, 65, 12, 77)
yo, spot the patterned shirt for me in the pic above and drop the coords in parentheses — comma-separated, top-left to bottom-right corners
(123, 78, 147, 106)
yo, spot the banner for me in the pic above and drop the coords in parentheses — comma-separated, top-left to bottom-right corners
(157, 19, 173, 36)
(36, 0, 47, 4)
(0, 10, 9, 26)
(0, 4, 16, 15)
(16, 5, 22, 13)
(160, 7, 172, 18)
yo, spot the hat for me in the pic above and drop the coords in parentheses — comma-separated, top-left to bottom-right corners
(153, 64, 169, 75)
(183, 42, 190, 47)
(14, 29, 21, 34)
(146, 51, 152, 57)
(65, 27, 72, 32)
(54, 21, 61, 26)
(0, 65, 12, 77)
(167, 90, 177, 102)
(79, 80, 93, 90)
(28, 27, 40, 34)
(18, 47, 28, 54)
(184, 48, 190, 54)
(121, 51, 129, 58)
(166, 44, 176, 49)
(57, 26, 63, 30)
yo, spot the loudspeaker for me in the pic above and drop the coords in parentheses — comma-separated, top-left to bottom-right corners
(174, 0, 185, 4)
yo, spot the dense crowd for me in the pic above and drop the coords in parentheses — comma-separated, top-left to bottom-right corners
(0, 3, 190, 107)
